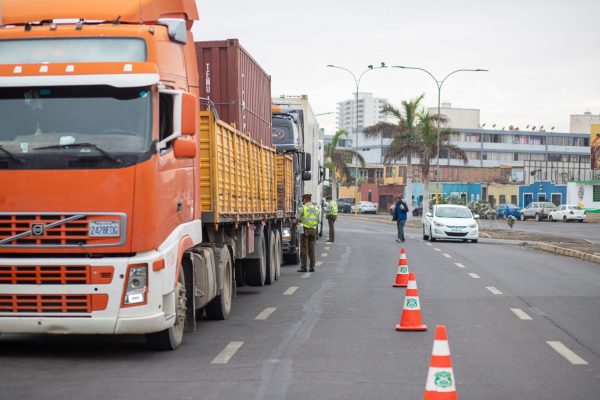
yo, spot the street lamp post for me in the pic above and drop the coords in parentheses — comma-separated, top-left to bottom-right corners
(327, 63, 386, 215)
(392, 66, 488, 206)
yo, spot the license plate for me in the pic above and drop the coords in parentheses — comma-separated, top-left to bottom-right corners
(88, 220, 120, 237)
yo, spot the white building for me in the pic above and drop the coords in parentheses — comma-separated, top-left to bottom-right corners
(336, 92, 387, 133)
(427, 102, 479, 129)
(570, 112, 600, 134)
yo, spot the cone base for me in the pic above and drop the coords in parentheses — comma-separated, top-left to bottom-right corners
(424, 391, 457, 400)
(396, 324, 427, 331)
(393, 283, 407, 287)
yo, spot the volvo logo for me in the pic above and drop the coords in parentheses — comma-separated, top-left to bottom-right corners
(31, 224, 45, 237)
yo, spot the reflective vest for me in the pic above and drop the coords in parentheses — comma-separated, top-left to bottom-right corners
(301, 202, 320, 229)
(327, 201, 338, 216)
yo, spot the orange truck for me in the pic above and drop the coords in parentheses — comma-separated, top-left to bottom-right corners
(0, 0, 295, 350)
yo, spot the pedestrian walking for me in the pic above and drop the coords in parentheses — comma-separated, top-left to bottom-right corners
(297, 193, 320, 272)
(393, 196, 409, 243)
(325, 196, 337, 243)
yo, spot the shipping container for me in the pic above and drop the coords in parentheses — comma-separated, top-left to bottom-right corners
(195, 39, 272, 147)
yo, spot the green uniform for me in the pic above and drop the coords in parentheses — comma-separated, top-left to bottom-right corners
(299, 202, 320, 271)
(326, 201, 338, 242)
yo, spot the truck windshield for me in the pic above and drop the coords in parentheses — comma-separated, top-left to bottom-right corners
(0, 85, 152, 156)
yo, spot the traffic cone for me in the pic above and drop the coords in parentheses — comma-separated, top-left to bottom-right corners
(393, 248, 409, 287)
(424, 325, 457, 400)
(395, 272, 427, 331)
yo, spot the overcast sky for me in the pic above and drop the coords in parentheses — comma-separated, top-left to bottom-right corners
(192, 0, 600, 135)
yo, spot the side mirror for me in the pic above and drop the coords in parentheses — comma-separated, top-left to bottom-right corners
(302, 171, 312, 181)
(304, 152, 312, 172)
(474, 214, 480, 219)
(173, 138, 196, 158)
(426, 212, 432, 217)
(181, 92, 197, 136)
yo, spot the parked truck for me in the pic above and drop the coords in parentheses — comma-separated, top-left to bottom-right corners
(0, 0, 295, 350)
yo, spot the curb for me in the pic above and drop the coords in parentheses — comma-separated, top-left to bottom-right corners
(532, 242, 600, 265)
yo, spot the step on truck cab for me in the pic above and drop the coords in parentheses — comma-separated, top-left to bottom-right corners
(0, 0, 293, 350)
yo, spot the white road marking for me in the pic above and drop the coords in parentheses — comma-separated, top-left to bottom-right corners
(511, 308, 533, 320)
(547, 341, 588, 365)
(255, 307, 277, 320)
(468, 273, 481, 279)
(455, 263, 465, 268)
(321, 253, 328, 257)
(443, 253, 451, 258)
(486, 286, 503, 295)
(301, 272, 312, 278)
(283, 286, 298, 295)
(425, 243, 432, 246)
(325, 246, 330, 251)
(315, 261, 323, 267)
(211, 341, 244, 364)
(434, 248, 441, 252)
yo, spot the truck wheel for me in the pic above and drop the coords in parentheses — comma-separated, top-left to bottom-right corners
(206, 247, 233, 320)
(274, 230, 282, 280)
(265, 231, 276, 285)
(146, 268, 186, 351)
(246, 234, 266, 286)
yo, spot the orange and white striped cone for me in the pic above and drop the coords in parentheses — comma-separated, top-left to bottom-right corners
(395, 272, 427, 331)
(424, 325, 457, 400)
(393, 248, 409, 287)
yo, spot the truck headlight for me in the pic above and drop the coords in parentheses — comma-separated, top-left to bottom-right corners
(282, 227, 292, 241)
(123, 264, 148, 306)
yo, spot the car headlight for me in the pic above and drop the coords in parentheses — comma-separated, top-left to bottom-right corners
(468, 223, 477, 228)
(282, 227, 292, 241)
(123, 264, 148, 306)
(433, 220, 445, 227)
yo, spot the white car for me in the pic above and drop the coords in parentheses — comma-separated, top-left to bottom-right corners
(423, 204, 479, 243)
(548, 205, 585, 222)
(351, 201, 378, 214)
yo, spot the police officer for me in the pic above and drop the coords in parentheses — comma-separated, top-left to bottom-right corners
(297, 193, 320, 272)
(325, 196, 338, 243)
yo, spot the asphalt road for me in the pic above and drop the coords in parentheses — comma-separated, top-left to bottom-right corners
(1, 218, 599, 400)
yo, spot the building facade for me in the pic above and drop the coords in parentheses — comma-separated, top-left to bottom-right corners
(336, 92, 387, 134)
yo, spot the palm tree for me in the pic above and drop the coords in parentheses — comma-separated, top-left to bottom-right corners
(364, 95, 468, 213)
(324, 129, 366, 199)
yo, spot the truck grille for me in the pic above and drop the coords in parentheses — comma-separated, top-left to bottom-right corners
(0, 213, 126, 248)
(0, 294, 108, 313)
(0, 265, 113, 285)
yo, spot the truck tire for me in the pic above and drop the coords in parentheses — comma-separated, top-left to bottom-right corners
(274, 230, 282, 280)
(265, 231, 276, 285)
(146, 268, 187, 351)
(206, 247, 233, 320)
(246, 233, 266, 286)
(283, 251, 300, 265)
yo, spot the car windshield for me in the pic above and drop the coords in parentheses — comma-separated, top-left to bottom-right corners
(0, 85, 152, 156)
(435, 207, 472, 218)
(567, 206, 582, 210)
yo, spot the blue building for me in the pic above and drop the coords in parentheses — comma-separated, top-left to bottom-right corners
(442, 183, 482, 202)
(518, 181, 566, 207)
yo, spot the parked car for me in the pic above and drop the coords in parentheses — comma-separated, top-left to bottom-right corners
(351, 201, 377, 214)
(519, 202, 557, 221)
(412, 205, 423, 217)
(496, 203, 522, 219)
(337, 200, 353, 213)
(422, 204, 479, 243)
(548, 205, 585, 222)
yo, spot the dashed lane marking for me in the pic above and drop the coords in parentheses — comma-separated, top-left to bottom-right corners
(486, 286, 503, 295)
(315, 261, 323, 267)
(425, 243, 432, 246)
(211, 341, 244, 364)
(547, 341, 588, 365)
(321, 253, 328, 257)
(255, 307, 277, 320)
(324, 246, 330, 251)
(283, 287, 298, 295)
(301, 272, 312, 278)
(455, 263, 465, 268)
(434, 248, 441, 252)
(511, 308, 533, 320)
(468, 273, 481, 279)
(443, 253, 451, 258)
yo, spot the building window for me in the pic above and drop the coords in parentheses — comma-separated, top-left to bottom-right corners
(386, 167, 395, 177)
(593, 185, 600, 202)
(359, 169, 368, 178)
(511, 195, 518, 204)
(376, 169, 384, 179)
(464, 133, 480, 142)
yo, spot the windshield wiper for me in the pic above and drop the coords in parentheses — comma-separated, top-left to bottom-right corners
(33, 143, 122, 164)
(0, 145, 25, 165)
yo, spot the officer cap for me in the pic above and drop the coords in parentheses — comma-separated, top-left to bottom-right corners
(302, 193, 312, 199)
